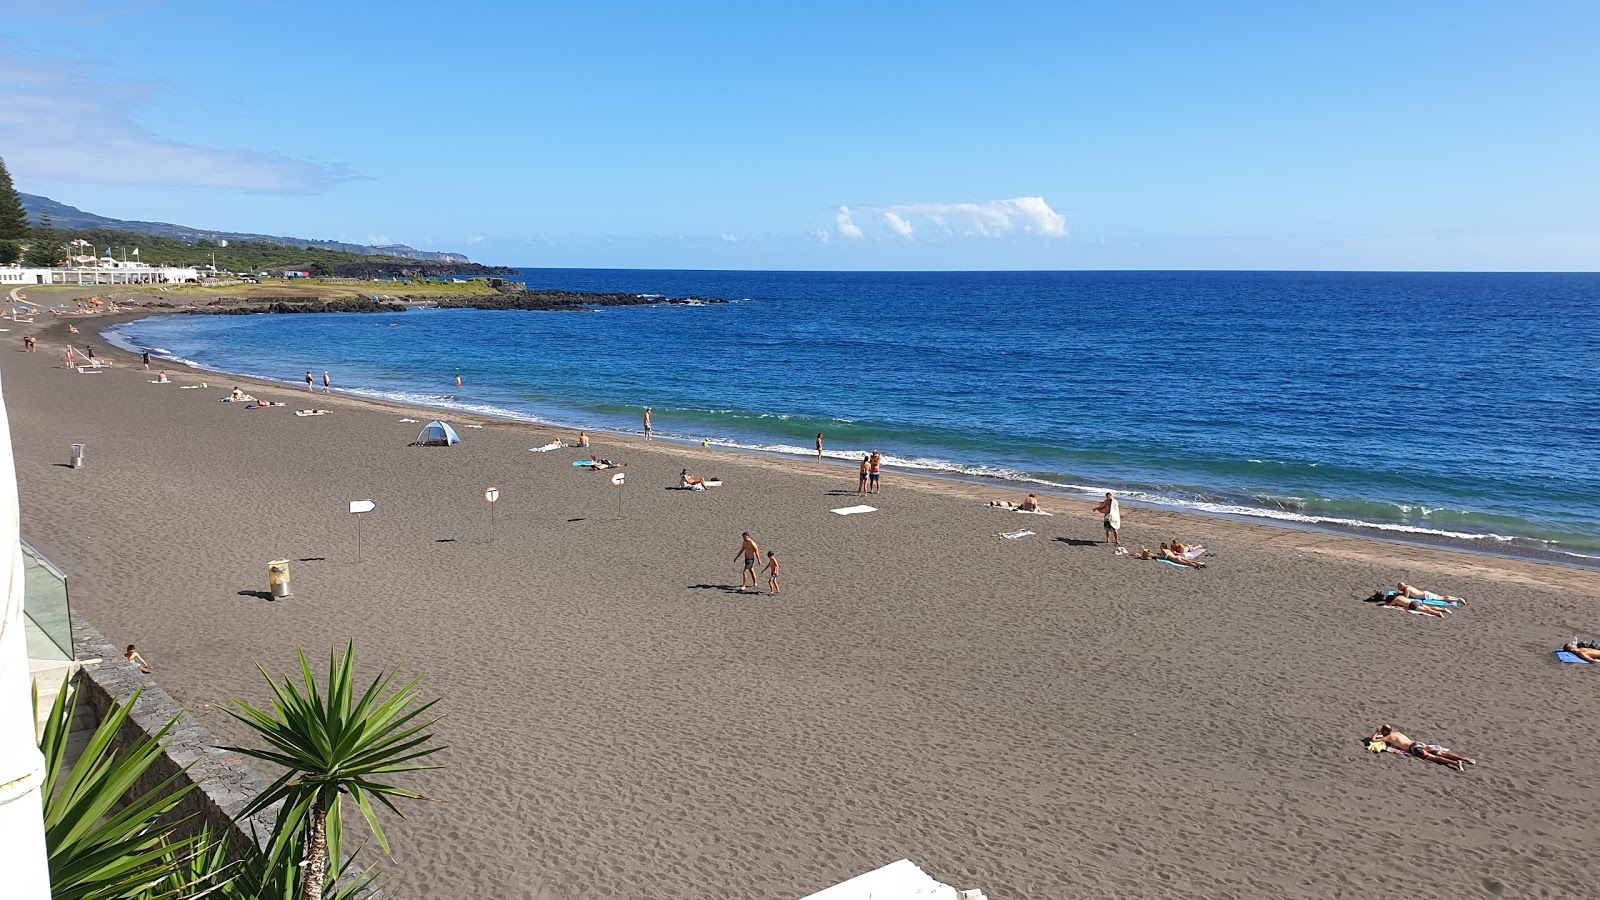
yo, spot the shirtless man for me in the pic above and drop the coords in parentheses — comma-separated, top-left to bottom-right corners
(990, 493, 1043, 512)
(1396, 582, 1465, 604)
(1563, 642, 1600, 663)
(868, 451, 882, 494)
(1094, 492, 1122, 548)
(1369, 724, 1476, 771)
(1378, 591, 1451, 616)
(735, 532, 761, 592)
(643, 407, 653, 440)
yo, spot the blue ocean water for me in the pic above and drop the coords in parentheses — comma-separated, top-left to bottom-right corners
(107, 270, 1600, 562)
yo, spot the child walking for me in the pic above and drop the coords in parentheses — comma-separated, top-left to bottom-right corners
(762, 550, 781, 595)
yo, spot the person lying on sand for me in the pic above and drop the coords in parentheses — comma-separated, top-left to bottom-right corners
(681, 469, 708, 488)
(1158, 538, 1203, 566)
(1563, 642, 1600, 662)
(1366, 590, 1451, 616)
(1369, 724, 1476, 771)
(1170, 539, 1205, 557)
(1396, 582, 1465, 604)
(989, 493, 1042, 512)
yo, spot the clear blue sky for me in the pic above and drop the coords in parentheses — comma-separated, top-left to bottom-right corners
(2, 1, 1596, 270)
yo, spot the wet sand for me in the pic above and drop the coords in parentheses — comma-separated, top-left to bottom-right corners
(6, 307, 1600, 899)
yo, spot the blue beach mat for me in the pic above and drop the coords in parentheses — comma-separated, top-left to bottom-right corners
(1156, 558, 1193, 569)
(573, 460, 597, 467)
(1556, 650, 1591, 665)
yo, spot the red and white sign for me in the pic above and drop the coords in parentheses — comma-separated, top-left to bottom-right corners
(484, 487, 500, 503)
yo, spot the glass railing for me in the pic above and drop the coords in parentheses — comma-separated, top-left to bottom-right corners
(21, 540, 72, 662)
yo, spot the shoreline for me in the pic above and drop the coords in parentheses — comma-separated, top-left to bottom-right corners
(8, 300, 1600, 898)
(85, 302, 1600, 574)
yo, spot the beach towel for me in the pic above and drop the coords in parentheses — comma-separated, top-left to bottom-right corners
(529, 441, 562, 452)
(1556, 650, 1591, 664)
(1156, 558, 1195, 569)
(1380, 604, 1433, 617)
(997, 529, 1036, 540)
(399, 418, 419, 423)
(294, 409, 329, 417)
(1015, 508, 1053, 515)
(706, 480, 723, 487)
(831, 505, 877, 516)
(178, 385, 201, 389)
(573, 460, 597, 467)
(464, 424, 483, 428)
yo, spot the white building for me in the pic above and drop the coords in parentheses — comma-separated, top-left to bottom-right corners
(0, 263, 199, 286)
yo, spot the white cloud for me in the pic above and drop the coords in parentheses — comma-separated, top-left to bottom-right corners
(466, 235, 485, 245)
(0, 59, 358, 193)
(721, 233, 738, 243)
(813, 228, 831, 244)
(833, 197, 1068, 242)
(835, 206, 865, 239)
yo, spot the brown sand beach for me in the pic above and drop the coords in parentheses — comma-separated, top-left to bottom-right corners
(7, 308, 1600, 898)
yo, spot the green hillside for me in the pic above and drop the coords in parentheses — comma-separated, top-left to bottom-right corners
(66, 227, 431, 272)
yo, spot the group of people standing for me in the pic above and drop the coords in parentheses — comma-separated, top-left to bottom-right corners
(856, 450, 883, 496)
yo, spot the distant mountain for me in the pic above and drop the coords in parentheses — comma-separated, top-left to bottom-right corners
(19, 193, 472, 264)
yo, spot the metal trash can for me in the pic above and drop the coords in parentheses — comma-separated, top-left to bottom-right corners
(268, 559, 293, 600)
(70, 443, 85, 469)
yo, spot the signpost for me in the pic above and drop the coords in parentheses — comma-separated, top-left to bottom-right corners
(484, 486, 499, 542)
(611, 471, 625, 514)
(349, 499, 375, 561)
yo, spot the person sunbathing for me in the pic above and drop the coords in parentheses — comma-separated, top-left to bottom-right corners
(1563, 642, 1600, 662)
(1170, 538, 1205, 557)
(228, 387, 248, 401)
(989, 493, 1042, 512)
(1158, 543, 1204, 568)
(681, 469, 708, 488)
(1369, 724, 1476, 771)
(1368, 590, 1450, 616)
(1396, 582, 1465, 604)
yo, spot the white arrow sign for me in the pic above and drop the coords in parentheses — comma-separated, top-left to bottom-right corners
(610, 472, 625, 486)
(484, 487, 500, 503)
(349, 499, 376, 514)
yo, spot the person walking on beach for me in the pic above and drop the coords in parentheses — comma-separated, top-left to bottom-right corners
(322, 371, 331, 394)
(643, 407, 653, 441)
(305, 370, 314, 392)
(141, 348, 150, 369)
(762, 550, 781, 595)
(858, 455, 870, 496)
(1094, 492, 1122, 548)
(868, 451, 882, 494)
(816, 433, 824, 462)
(735, 532, 761, 592)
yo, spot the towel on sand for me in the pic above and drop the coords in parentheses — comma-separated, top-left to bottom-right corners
(294, 409, 330, 417)
(529, 441, 562, 452)
(997, 529, 1036, 540)
(831, 505, 877, 516)
(1556, 650, 1591, 664)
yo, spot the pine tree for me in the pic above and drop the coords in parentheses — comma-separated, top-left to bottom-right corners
(23, 213, 65, 267)
(0, 156, 29, 241)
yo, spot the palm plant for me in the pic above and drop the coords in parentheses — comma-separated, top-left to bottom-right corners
(36, 677, 231, 900)
(225, 642, 444, 900)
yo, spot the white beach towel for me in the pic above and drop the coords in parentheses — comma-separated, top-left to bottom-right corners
(831, 505, 877, 516)
(464, 424, 484, 428)
(529, 441, 563, 452)
(1015, 508, 1053, 516)
(399, 417, 418, 423)
(997, 529, 1036, 540)
(1106, 498, 1121, 531)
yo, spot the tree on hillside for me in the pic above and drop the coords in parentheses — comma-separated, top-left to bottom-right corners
(0, 155, 28, 242)
(23, 213, 66, 267)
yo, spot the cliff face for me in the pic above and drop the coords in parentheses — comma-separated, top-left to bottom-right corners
(20, 193, 472, 264)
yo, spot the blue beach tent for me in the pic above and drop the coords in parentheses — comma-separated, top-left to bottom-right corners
(415, 420, 462, 446)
